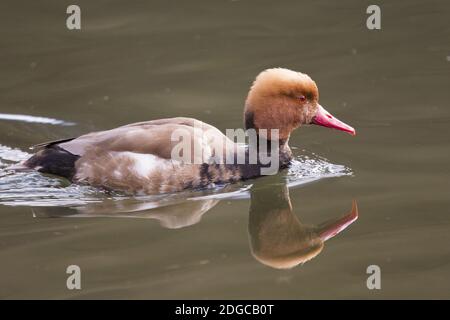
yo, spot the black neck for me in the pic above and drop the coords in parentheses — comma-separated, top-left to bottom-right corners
(238, 137, 293, 180)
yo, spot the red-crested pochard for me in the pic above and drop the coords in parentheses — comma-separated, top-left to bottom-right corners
(18, 68, 355, 194)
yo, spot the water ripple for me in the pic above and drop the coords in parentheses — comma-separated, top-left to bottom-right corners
(0, 145, 352, 208)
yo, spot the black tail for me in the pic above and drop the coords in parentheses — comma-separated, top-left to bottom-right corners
(23, 146, 80, 180)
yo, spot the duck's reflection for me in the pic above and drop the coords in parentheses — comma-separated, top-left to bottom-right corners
(32, 179, 357, 269)
(33, 196, 219, 229)
(248, 180, 357, 269)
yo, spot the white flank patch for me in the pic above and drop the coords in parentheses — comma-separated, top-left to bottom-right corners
(0, 113, 75, 126)
(120, 152, 172, 177)
(113, 169, 123, 179)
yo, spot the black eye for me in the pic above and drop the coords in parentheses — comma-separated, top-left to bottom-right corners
(298, 95, 306, 102)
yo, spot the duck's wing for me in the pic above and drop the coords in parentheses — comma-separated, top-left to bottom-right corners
(31, 137, 76, 150)
(118, 117, 221, 131)
(57, 117, 235, 162)
(67, 117, 239, 193)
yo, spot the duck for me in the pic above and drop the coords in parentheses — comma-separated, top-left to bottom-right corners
(17, 68, 355, 194)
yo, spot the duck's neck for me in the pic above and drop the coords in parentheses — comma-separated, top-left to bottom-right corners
(243, 111, 293, 175)
(238, 136, 293, 180)
(257, 136, 293, 167)
(196, 135, 293, 188)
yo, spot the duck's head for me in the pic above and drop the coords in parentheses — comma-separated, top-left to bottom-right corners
(244, 68, 355, 142)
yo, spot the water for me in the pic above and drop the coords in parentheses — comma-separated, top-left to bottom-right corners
(0, 0, 449, 299)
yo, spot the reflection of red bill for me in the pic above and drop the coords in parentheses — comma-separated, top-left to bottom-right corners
(312, 105, 356, 136)
(317, 200, 359, 241)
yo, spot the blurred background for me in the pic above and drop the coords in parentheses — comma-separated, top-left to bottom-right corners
(0, 0, 449, 298)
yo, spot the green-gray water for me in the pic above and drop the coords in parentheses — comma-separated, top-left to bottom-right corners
(0, 0, 449, 299)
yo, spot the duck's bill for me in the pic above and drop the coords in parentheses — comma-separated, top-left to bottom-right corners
(312, 105, 356, 136)
(316, 200, 359, 241)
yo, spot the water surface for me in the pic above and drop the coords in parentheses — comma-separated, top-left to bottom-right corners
(0, 0, 449, 299)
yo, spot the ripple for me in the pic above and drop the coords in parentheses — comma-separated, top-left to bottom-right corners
(0, 145, 352, 209)
(287, 151, 352, 187)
